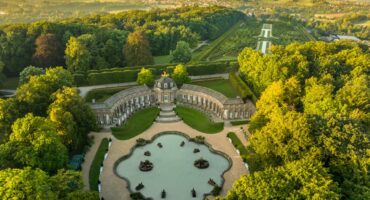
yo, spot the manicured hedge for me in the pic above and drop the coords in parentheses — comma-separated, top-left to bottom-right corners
(227, 132, 247, 161)
(89, 138, 109, 191)
(87, 70, 139, 85)
(230, 120, 249, 126)
(79, 61, 239, 86)
(229, 73, 257, 103)
(187, 62, 229, 75)
(73, 73, 88, 86)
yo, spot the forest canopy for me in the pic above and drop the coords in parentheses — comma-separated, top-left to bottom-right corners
(0, 6, 243, 76)
(227, 41, 370, 199)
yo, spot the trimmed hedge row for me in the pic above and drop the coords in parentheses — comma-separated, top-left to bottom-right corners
(227, 132, 247, 162)
(87, 70, 139, 85)
(73, 73, 88, 86)
(229, 73, 257, 103)
(89, 138, 109, 191)
(74, 61, 239, 86)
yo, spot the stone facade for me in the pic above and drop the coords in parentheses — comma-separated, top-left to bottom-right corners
(90, 77, 256, 127)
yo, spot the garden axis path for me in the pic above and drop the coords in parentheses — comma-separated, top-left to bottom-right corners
(82, 121, 249, 200)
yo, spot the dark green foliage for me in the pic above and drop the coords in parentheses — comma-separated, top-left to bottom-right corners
(73, 73, 88, 86)
(87, 70, 139, 85)
(186, 62, 230, 75)
(82, 61, 235, 85)
(89, 138, 108, 191)
(211, 185, 222, 196)
(229, 73, 257, 102)
(0, 6, 242, 76)
(130, 192, 146, 200)
(230, 120, 249, 126)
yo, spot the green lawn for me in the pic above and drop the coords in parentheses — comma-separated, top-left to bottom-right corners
(154, 55, 171, 65)
(191, 79, 237, 98)
(2, 77, 19, 89)
(227, 132, 247, 161)
(175, 105, 224, 134)
(111, 107, 160, 140)
(85, 86, 130, 103)
(89, 138, 108, 191)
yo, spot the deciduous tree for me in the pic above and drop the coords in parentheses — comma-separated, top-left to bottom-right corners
(32, 33, 63, 68)
(0, 114, 68, 173)
(124, 31, 153, 66)
(170, 41, 192, 63)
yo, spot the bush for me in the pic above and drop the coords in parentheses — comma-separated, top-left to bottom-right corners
(229, 73, 257, 103)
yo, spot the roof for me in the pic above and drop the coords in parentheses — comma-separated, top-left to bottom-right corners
(155, 76, 177, 90)
(90, 85, 152, 110)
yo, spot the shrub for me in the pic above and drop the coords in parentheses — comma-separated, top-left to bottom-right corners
(229, 73, 257, 103)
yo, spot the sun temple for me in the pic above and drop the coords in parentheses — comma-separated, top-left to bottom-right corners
(91, 74, 256, 126)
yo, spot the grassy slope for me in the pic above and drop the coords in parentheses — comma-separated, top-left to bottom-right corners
(191, 79, 238, 98)
(175, 105, 224, 134)
(111, 107, 160, 140)
(89, 138, 108, 191)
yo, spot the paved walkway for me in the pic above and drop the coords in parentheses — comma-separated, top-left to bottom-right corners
(0, 89, 16, 98)
(82, 122, 249, 200)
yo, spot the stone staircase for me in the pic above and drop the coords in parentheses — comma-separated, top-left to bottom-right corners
(156, 104, 181, 123)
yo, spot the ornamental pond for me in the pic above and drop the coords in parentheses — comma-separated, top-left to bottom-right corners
(115, 132, 231, 200)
